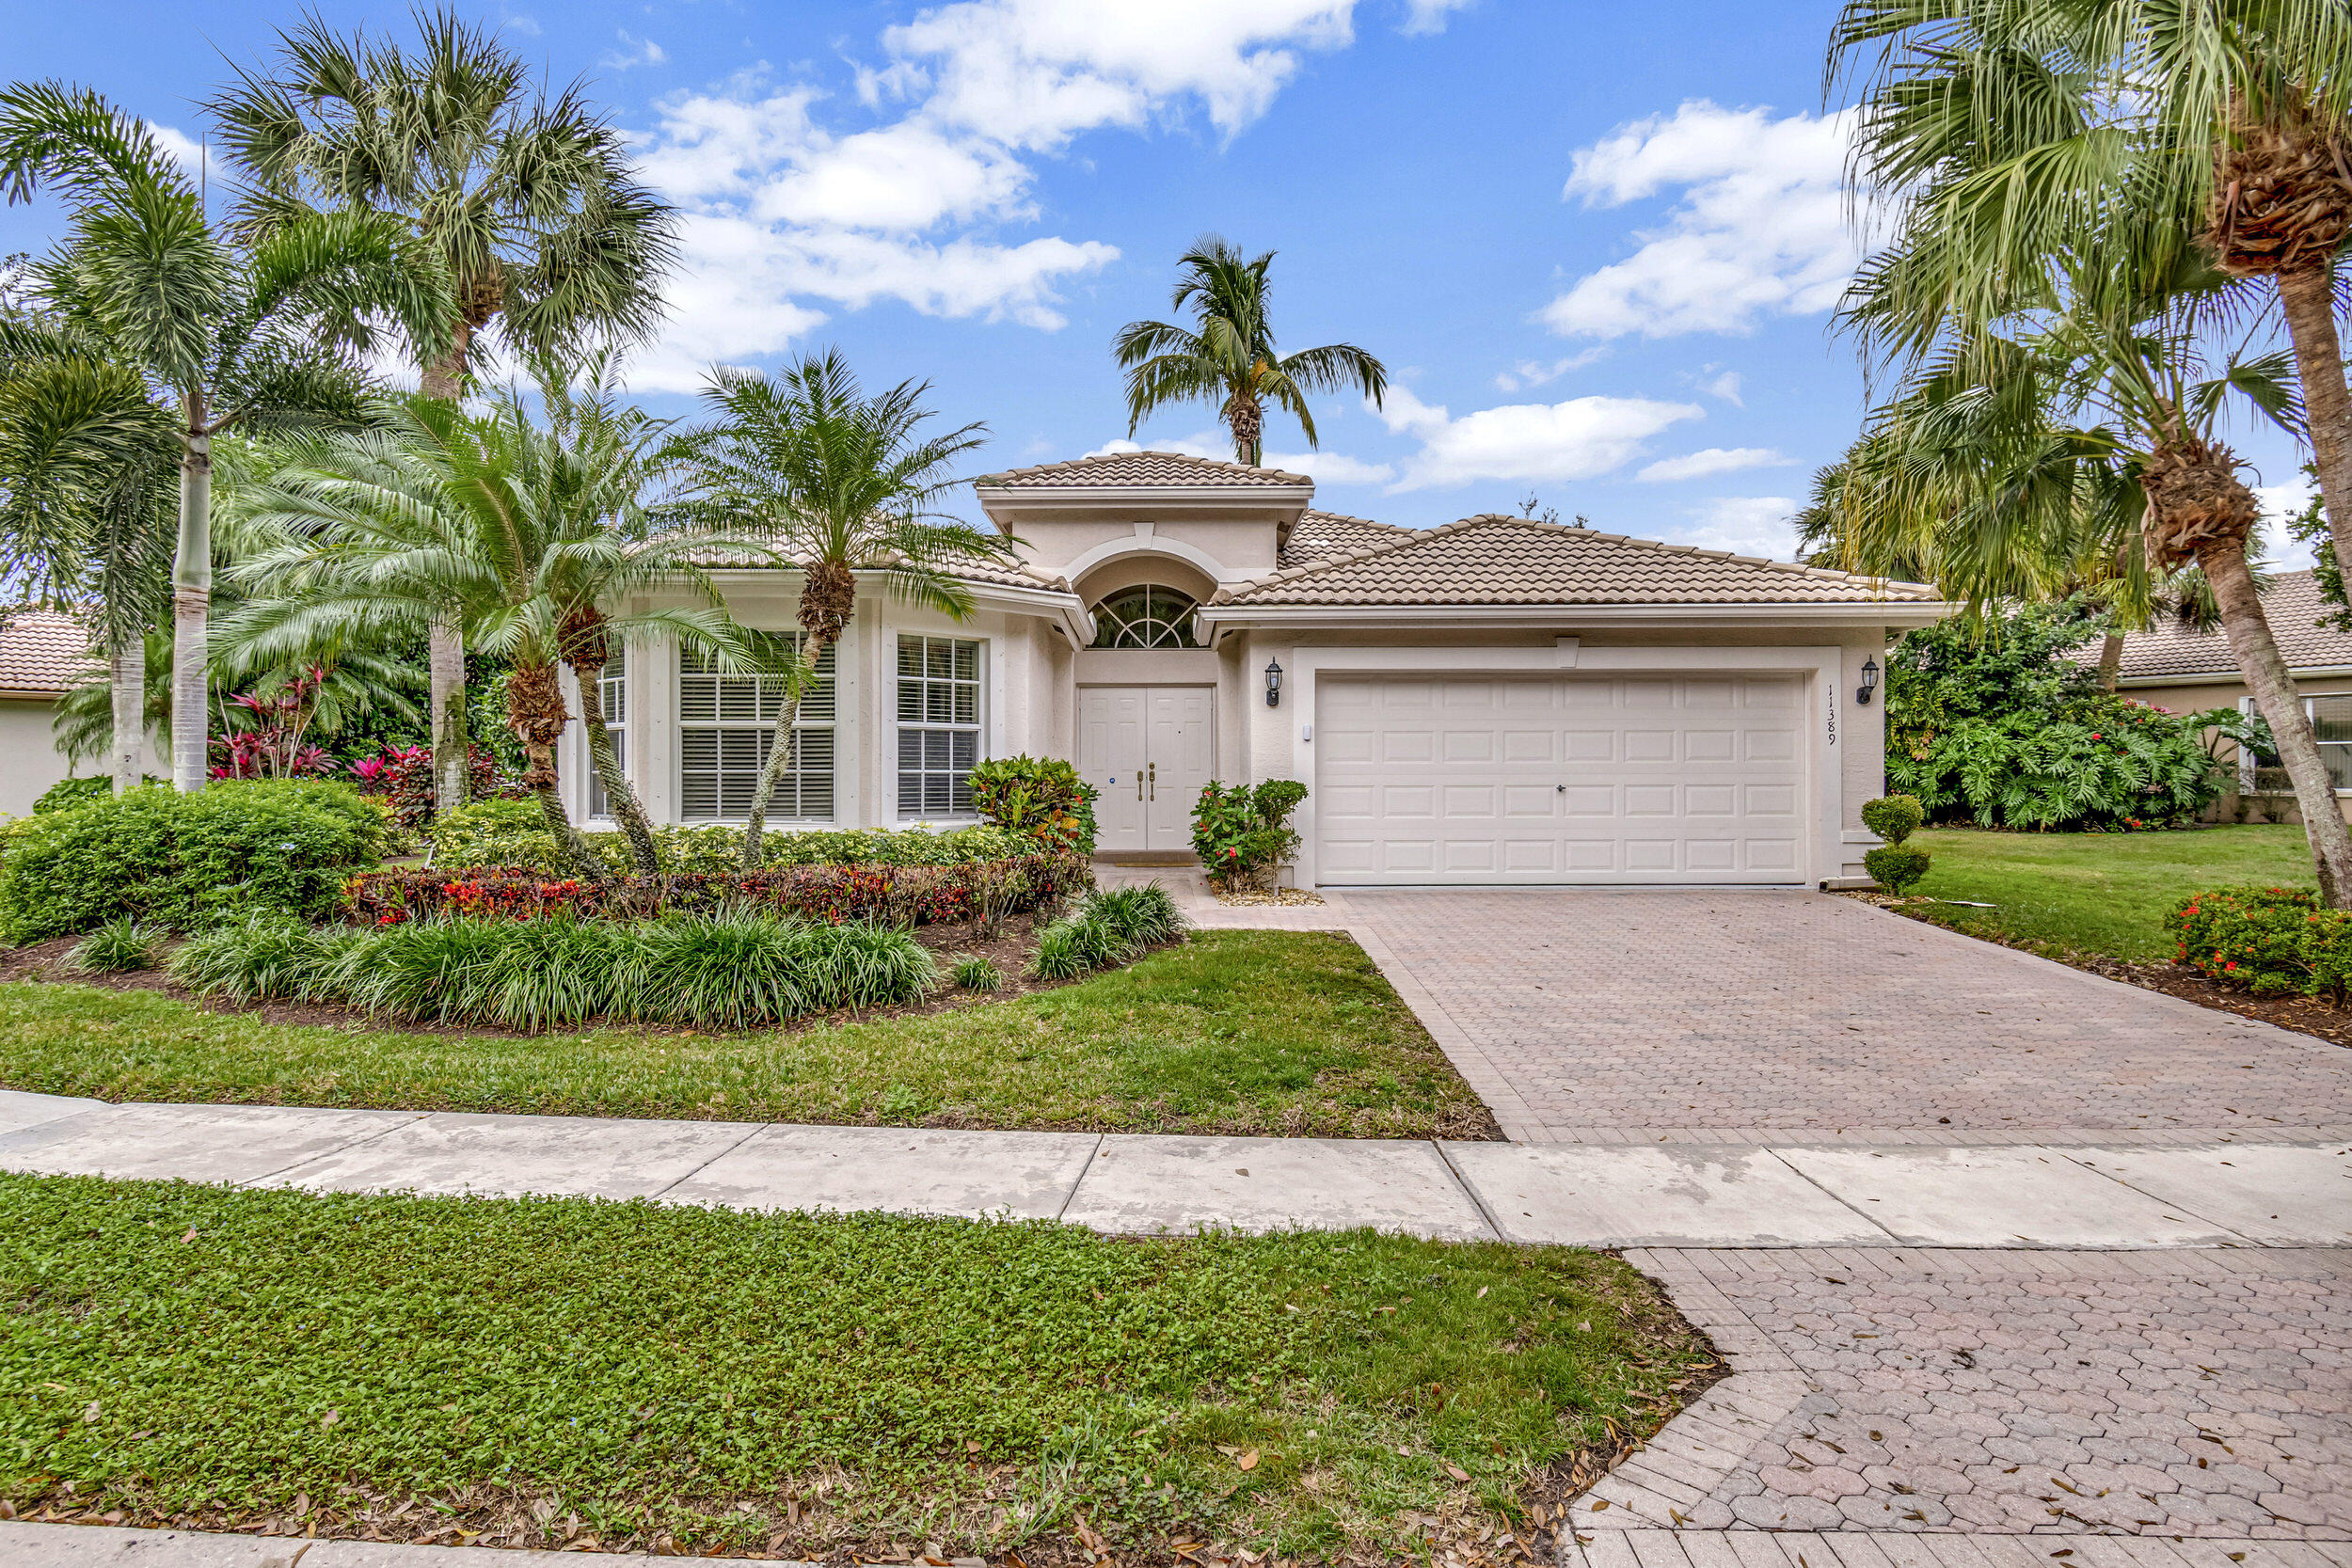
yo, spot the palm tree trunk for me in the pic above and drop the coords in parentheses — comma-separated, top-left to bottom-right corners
(2095, 629, 2124, 692)
(109, 638, 145, 794)
(170, 428, 212, 794)
(738, 636, 826, 872)
(429, 616, 469, 816)
(504, 657, 615, 888)
(2277, 263, 2352, 585)
(419, 333, 469, 403)
(2202, 540, 2352, 906)
(568, 653, 662, 875)
(523, 742, 617, 887)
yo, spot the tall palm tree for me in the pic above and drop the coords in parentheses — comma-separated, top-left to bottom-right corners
(1113, 235, 1388, 467)
(689, 350, 998, 870)
(0, 81, 446, 792)
(227, 391, 762, 879)
(1829, 0, 2352, 598)
(208, 8, 681, 817)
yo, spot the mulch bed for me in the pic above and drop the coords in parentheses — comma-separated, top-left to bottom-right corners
(1852, 895, 2352, 1050)
(0, 911, 1092, 1041)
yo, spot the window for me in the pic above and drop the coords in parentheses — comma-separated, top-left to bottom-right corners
(679, 635, 835, 820)
(898, 635, 981, 816)
(586, 646, 627, 818)
(1089, 584, 1199, 648)
(2240, 692, 2352, 792)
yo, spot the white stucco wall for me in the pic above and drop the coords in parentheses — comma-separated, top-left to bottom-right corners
(0, 697, 164, 821)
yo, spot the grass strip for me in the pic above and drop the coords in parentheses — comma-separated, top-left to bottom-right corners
(0, 1174, 1711, 1560)
(0, 931, 1492, 1139)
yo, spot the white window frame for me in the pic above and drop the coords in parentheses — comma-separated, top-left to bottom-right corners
(897, 634, 984, 820)
(677, 635, 836, 822)
(2239, 691, 2352, 793)
(585, 646, 628, 821)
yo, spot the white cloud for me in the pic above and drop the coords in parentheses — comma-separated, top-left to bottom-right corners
(1373, 385, 1704, 491)
(1263, 449, 1395, 483)
(2259, 476, 2321, 568)
(1697, 368, 1742, 404)
(601, 31, 667, 71)
(1493, 347, 1608, 392)
(1674, 496, 1802, 561)
(148, 123, 205, 179)
(1635, 446, 1790, 483)
(1400, 0, 1477, 35)
(1543, 101, 1862, 341)
(629, 5, 1437, 390)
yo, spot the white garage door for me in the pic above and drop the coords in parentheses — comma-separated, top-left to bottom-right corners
(1315, 674, 1807, 884)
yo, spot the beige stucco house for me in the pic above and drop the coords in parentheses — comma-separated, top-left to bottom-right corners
(563, 451, 1947, 889)
(0, 610, 142, 819)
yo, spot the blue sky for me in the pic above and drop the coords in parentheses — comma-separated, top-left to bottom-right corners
(0, 0, 2320, 562)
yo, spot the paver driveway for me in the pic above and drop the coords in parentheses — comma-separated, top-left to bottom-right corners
(1341, 889, 2352, 1145)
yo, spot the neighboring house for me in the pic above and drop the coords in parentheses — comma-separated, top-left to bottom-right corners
(558, 451, 1947, 888)
(2100, 567, 2352, 806)
(0, 610, 113, 818)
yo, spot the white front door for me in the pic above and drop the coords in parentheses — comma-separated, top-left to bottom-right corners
(1075, 685, 1215, 853)
(1315, 674, 1806, 884)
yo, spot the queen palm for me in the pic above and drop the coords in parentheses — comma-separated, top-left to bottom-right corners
(1830, 0, 2352, 591)
(228, 389, 763, 879)
(208, 8, 681, 816)
(0, 81, 445, 792)
(690, 350, 998, 870)
(1114, 236, 1388, 467)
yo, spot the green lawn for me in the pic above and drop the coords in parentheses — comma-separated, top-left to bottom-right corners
(1904, 823, 2317, 962)
(0, 930, 1491, 1138)
(0, 1175, 1710, 1560)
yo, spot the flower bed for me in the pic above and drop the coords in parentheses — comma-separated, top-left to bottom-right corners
(344, 852, 1089, 928)
(2169, 883, 2352, 999)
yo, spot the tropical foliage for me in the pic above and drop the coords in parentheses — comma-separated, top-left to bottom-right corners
(2169, 883, 2352, 999)
(1191, 779, 1310, 890)
(425, 797, 1035, 876)
(966, 753, 1099, 855)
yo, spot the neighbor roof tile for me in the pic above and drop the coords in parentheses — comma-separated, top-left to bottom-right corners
(2100, 568, 2352, 680)
(0, 610, 97, 696)
(975, 451, 1312, 488)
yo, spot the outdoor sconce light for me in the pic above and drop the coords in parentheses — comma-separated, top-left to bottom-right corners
(1857, 657, 1881, 705)
(1264, 657, 1284, 708)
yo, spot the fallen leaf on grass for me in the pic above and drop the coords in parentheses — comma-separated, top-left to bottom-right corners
(1235, 1449, 1260, 1472)
(1443, 1462, 1470, 1482)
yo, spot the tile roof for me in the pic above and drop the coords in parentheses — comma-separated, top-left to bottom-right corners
(686, 543, 1073, 594)
(2103, 568, 2352, 680)
(0, 609, 98, 696)
(975, 451, 1313, 489)
(1278, 509, 1411, 570)
(1210, 514, 1942, 608)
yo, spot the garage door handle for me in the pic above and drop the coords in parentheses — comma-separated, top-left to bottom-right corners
(1556, 784, 1565, 792)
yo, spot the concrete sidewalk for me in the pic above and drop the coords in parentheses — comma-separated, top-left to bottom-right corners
(1, 1093, 2344, 1248)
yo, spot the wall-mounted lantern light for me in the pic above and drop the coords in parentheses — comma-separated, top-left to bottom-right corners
(1264, 657, 1284, 708)
(1856, 657, 1881, 705)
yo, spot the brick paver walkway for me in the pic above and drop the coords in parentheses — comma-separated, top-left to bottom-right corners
(1343, 890, 2352, 1144)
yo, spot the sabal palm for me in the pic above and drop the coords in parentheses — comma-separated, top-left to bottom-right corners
(690, 350, 997, 869)
(209, 8, 681, 816)
(1114, 235, 1388, 467)
(0, 80, 446, 792)
(229, 392, 764, 880)
(1830, 0, 2352, 591)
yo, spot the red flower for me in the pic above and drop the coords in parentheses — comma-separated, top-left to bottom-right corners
(2090, 732, 2102, 740)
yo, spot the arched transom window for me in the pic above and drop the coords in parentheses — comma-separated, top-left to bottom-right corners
(1090, 585, 1199, 648)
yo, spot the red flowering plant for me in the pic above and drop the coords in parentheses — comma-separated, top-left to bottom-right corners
(2168, 884, 2352, 998)
(348, 744, 524, 832)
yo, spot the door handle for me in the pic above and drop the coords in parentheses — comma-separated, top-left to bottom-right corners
(1136, 771, 1145, 801)
(1147, 762, 1156, 801)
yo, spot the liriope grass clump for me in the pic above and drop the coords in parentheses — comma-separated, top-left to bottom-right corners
(1030, 883, 1188, 980)
(169, 915, 351, 1005)
(62, 917, 159, 974)
(949, 953, 1003, 991)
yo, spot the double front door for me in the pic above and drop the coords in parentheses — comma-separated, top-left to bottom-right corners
(1076, 686, 1215, 853)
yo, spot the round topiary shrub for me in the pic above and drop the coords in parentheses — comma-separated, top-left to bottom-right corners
(1864, 843, 1932, 896)
(1861, 794, 1927, 846)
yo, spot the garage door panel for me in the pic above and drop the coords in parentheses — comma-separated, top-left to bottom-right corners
(1315, 673, 1808, 885)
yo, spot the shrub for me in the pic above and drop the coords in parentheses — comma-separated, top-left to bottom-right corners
(0, 780, 388, 942)
(950, 953, 1003, 991)
(2169, 884, 2352, 999)
(30, 774, 159, 815)
(1863, 844, 1932, 896)
(425, 800, 1027, 875)
(169, 914, 353, 1005)
(1029, 884, 1187, 980)
(967, 754, 1099, 855)
(62, 917, 158, 974)
(1861, 794, 1926, 846)
(1191, 780, 1308, 890)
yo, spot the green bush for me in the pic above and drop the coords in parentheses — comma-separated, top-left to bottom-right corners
(1863, 844, 1932, 896)
(949, 953, 1003, 991)
(29, 774, 161, 815)
(1190, 780, 1308, 889)
(1860, 794, 1926, 846)
(169, 914, 353, 1005)
(2169, 883, 2352, 998)
(426, 799, 1026, 874)
(967, 753, 1099, 855)
(1030, 884, 1188, 980)
(62, 917, 158, 974)
(0, 780, 385, 942)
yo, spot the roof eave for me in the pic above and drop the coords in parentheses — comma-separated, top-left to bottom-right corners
(975, 483, 1316, 509)
(2121, 662, 2352, 688)
(1196, 600, 1951, 630)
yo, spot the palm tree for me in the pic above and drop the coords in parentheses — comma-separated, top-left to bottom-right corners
(0, 81, 447, 793)
(1113, 235, 1388, 467)
(689, 350, 998, 870)
(227, 390, 763, 880)
(1829, 1, 2352, 599)
(208, 8, 681, 819)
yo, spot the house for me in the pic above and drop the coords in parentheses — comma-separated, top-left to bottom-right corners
(560, 451, 1947, 888)
(2097, 567, 2352, 812)
(0, 610, 116, 818)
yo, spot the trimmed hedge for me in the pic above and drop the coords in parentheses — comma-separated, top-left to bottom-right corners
(2168, 884, 2352, 999)
(345, 851, 1090, 928)
(426, 798, 1033, 874)
(0, 781, 388, 942)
